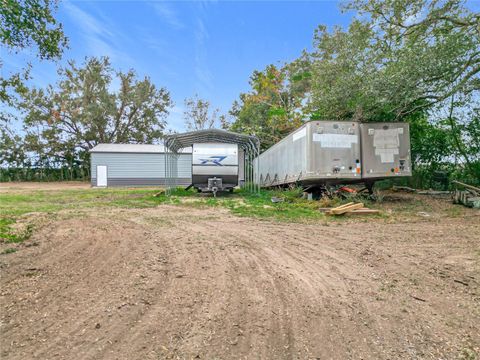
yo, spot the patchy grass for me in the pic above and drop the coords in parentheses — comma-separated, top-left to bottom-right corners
(1, 248, 17, 255)
(155, 187, 343, 222)
(0, 188, 163, 217)
(225, 189, 326, 221)
(0, 218, 33, 243)
(460, 347, 478, 360)
(0, 186, 333, 224)
(0, 218, 17, 242)
(444, 204, 465, 218)
(0, 186, 383, 225)
(0, 185, 384, 256)
(1, 184, 474, 260)
(0, 188, 165, 254)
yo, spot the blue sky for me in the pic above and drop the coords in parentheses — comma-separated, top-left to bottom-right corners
(2, 0, 352, 132)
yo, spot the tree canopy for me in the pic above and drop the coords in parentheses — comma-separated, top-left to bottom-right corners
(229, 58, 311, 150)
(1, 0, 68, 102)
(6, 57, 171, 178)
(183, 94, 224, 131)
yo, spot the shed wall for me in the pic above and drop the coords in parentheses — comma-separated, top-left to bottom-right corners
(91, 152, 191, 187)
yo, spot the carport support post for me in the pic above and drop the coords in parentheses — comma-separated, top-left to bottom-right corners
(246, 147, 250, 192)
(256, 141, 260, 193)
(245, 149, 249, 190)
(248, 148, 252, 192)
(165, 144, 168, 194)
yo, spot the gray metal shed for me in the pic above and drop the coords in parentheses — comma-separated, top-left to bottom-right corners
(90, 144, 192, 187)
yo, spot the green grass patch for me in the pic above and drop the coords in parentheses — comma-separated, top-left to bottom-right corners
(155, 187, 334, 222)
(0, 186, 369, 226)
(0, 218, 17, 242)
(0, 218, 33, 243)
(1, 248, 17, 255)
(0, 188, 163, 217)
(0, 188, 166, 252)
(0, 186, 329, 222)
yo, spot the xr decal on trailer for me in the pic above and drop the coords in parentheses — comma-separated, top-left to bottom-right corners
(199, 156, 227, 166)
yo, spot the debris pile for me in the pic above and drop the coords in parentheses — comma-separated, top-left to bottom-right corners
(452, 180, 480, 209)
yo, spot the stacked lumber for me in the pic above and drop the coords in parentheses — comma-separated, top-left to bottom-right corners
(323, 202, 380, 216)
(452, 180, 480, 209)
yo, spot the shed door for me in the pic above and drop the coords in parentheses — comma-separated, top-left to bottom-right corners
(96, 165, 107, 187)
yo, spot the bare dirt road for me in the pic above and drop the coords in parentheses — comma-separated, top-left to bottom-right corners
(1, 205, 479, 359)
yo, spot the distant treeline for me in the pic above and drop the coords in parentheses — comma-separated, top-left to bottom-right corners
(0, 166, 89, 182)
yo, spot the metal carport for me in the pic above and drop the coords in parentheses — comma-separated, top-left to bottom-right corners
(164, 129, 260, 194)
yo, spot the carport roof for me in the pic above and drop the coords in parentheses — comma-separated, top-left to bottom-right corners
(164, 129, 259, 153)
(89, 143, 192, 153)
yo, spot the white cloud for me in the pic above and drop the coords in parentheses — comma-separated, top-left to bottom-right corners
(137, 31, 179, 80)
(63, 1, 134, 65)
(193, 17, 213, 96)
(404, 8, 425, 27)
(151, 2, 184, 30)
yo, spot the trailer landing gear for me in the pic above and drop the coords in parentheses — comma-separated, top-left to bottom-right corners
(365, 181, 375, 195)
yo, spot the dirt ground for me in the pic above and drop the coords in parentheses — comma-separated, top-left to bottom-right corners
(0, 181, 91, 192)
(1, 189, 479, 359)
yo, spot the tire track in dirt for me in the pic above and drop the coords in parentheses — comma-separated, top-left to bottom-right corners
(1, 206, 479, 359)
(159, 211, 382, 359)
(1, 214, 176, 360)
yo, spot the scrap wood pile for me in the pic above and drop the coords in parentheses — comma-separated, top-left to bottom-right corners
(321, 202, 380, 216)
(452, 180, 480, 209)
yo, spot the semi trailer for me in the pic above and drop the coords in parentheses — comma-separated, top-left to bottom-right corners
(255, 120, 411, 192)
(256, 121, 362, 188)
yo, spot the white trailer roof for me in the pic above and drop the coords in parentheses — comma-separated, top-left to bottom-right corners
(90, 143, 192, 154)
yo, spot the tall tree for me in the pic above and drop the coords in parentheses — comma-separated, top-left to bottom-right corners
(229, 58, 312, 150)
(309, 0, 480, 121)
(183, 94, 222, 131)
(1, 0, 68, 102)
(0, 121, 27, 168)
(19, 57, 172, 163)
(305, 0, 479, 179)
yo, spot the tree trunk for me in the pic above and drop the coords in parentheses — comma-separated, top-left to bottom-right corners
(446, 95, 475, 177)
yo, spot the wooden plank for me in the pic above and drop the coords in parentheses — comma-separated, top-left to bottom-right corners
(452, 180, 480, 194)
(417, 190, 450, 195)
(331, 202, 364, 215)
(331, 202, 355, 210)
(345, 209, 380, 215)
